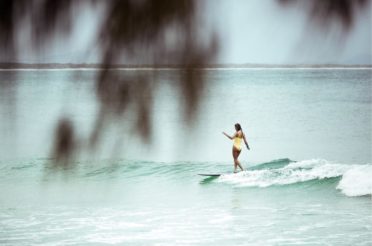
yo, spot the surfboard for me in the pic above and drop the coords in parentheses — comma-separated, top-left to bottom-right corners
(198, 174, 221, 177)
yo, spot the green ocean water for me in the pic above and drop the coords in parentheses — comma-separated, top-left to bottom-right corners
(0, 158, 371, 245)
(0, 68, 371, 245)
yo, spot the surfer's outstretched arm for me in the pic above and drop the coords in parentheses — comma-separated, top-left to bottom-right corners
(243, 133, 250, 150)
(222, 132, 234, 140)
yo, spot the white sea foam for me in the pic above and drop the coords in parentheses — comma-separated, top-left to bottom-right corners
(337, 165, 372, 197)
(218, 159, 372, 197)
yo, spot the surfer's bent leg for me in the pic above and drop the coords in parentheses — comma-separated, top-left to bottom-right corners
(232, 148, 243, 172)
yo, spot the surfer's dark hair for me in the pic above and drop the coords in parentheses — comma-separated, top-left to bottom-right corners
(235, 123, 242, 131)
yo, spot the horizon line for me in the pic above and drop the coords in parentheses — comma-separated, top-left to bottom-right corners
(0, 62, 371, 69)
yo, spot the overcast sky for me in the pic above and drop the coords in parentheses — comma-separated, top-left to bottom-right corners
(213, 0, 371, 64)
(15, 0, 372, 65)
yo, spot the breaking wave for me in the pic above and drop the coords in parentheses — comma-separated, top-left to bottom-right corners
(218, 159, 372, 197)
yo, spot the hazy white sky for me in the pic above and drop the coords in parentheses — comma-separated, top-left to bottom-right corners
(15, 0, 372, 64)
(212, 0, 371, 64)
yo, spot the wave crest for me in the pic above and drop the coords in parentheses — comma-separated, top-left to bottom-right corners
(218, 159, 372, 197)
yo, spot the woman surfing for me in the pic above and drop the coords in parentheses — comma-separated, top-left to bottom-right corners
(223, 123, 250, 173)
